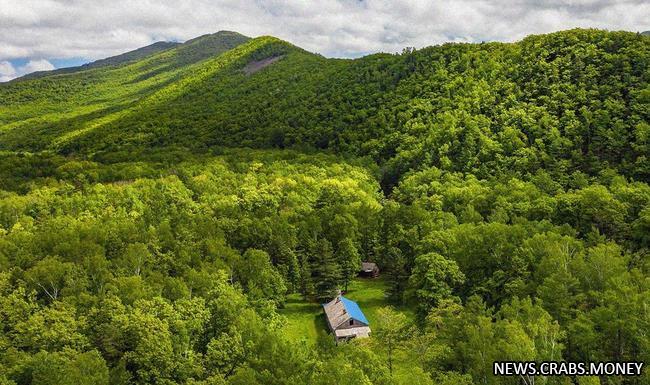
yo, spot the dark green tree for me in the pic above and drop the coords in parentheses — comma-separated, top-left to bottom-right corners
(311, 239, 341, 302)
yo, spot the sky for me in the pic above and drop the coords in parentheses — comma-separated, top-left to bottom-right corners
(0, 0, 648, 81)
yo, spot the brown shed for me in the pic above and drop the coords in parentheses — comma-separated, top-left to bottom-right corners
(359, 262, 379, 278)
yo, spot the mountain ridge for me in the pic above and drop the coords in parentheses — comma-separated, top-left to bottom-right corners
(8, 30, 251, 83)
(1, 28, 648, 187)
(8, 28, 650, 84)
(16, 41, 181, 81)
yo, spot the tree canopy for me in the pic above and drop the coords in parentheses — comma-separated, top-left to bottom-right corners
(0, 29, 648, 384)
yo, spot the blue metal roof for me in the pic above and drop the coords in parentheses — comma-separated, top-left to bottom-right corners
(340, 296, 369, 325)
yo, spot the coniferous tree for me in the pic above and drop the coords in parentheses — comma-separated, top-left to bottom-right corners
(312, 238, 341, 302)
(336, 238, 360, 292)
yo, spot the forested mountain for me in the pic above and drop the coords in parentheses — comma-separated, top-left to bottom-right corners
(2, 30, 648, 186)
(17, 41, 182, 81)
(0, 29, 648, 385)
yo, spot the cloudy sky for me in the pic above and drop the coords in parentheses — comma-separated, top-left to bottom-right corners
(1, 0, 648, 81)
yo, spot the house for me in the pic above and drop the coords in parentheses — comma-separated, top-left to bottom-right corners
(359, 262, 379, 278)
(322, 295, 371, 342)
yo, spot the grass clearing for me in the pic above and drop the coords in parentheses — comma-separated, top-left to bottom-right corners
(279, 277, 413, 345)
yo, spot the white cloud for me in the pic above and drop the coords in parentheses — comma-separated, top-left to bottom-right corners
(0, 60, 17, 82)
(0, 58, 54, 81)
(20, 58, 54, 73)
(0, 0, 647, 67)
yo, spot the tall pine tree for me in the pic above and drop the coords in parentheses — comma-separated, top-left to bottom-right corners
(312, 238, 341, 302)
(336, 238, 361, 292)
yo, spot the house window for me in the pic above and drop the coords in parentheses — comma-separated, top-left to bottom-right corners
(349, 319, 354, 326)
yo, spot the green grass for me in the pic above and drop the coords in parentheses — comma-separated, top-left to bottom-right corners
(279, 295, 328, 344)
(279, 277, 413, 345)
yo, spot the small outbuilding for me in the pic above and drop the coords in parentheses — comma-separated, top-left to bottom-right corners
(359, 262, 379, 278)
(322, 295, 371, 342)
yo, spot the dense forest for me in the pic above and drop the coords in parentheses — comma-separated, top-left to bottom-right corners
(0, 29, 648, 385)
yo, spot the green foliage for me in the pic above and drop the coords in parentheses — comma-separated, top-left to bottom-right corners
(235, 249, 287, 306)
(0, 29, 648, 385)
(406, 252, 464, 317)
(28, 349, 109, 385)
(3, 29, 648, 188)
(374, 306, 409, 376)
(311, 239, 341, 302)
(0, 150, 385, 384)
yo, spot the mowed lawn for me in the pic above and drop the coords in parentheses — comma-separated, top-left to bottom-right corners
(279, 277, 413, 344)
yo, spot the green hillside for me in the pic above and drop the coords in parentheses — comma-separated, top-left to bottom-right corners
(0, 29, 649, 385)
(0, 31, 251, 149)
(2, 29, 648, 187)
(17, 41, 182, 81)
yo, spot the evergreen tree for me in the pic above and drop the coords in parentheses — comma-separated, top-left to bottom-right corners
(312, 239, 341, 302)
(336, 238, 360, 292)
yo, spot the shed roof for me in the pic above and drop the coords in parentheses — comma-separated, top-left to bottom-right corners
(340, 296, 369, 325)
